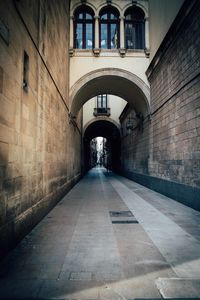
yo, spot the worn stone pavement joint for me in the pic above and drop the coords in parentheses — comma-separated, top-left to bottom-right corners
(69, 271, 92, 281)
(156, 278, 200, 299)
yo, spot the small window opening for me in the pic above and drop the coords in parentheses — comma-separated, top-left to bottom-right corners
(99, 7, 120, 49)
(125, 6, 145, 50)
(94, 95, 110, 116)
(74, 5, 94, 49)
(97, 94, 107, 109)
(23, 51, 29, 92)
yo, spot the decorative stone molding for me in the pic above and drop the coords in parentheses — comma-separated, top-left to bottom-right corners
(93, 48, 101, 57)
(69, 48, 74, 57)
(119, 48, 126, 57)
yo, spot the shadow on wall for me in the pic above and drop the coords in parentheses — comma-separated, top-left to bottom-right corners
(120, 104, 150, 175)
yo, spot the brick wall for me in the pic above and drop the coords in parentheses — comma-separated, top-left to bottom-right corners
(0, 0, 82, 256)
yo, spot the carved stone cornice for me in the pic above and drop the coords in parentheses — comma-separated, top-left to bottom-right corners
(119, 48, 126, 57)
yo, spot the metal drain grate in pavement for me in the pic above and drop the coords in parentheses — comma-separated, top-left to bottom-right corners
(109, 211, 134, 217)
(109, 210, 139, 224)
(112, 220, 139, 224)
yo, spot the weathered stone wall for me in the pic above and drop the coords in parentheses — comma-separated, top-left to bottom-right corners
(0, 0, 82, 256)
(120, 106, 150, 175)
(147, 0, 200, 188)
(120, 0, 200, 210)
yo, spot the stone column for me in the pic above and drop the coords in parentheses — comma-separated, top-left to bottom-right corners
(145, 17, 150, 57)
(94, 16, 99, 48)
(119, 16, 125, 49)
(93, 16, 100, 56)
(119, 16, 126, 57)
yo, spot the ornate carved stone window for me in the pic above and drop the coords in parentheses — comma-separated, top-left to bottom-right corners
(124, 6, 145, 49)
(99, 7, 120, 49)
(74, 6, 94, 49)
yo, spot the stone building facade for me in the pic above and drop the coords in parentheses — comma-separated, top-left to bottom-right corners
(0, 0, 82, 256)
(69, 0, 150, 117)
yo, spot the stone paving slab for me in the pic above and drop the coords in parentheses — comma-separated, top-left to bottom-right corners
(119, 176, 200, 242)
(156, 278, 200, 298)
(109, 175, 200, 278)
(0, 279, 44, 299)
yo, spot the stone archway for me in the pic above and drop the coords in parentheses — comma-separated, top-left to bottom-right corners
(83, 117, 121, 137)
(69, 68, 150, 118)
(83, 119, 121, 172)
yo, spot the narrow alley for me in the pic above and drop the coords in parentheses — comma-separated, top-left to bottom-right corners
(0, 1, 200, 299)
(0, 168, 200, 299)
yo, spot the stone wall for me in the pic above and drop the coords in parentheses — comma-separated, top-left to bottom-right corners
(0, 0, 82, 256)
(120, 0, 200, 210)
(120, 105, 150, 175)
(147, 0, 200, 188)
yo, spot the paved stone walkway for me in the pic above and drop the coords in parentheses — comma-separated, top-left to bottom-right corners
(0, 168, 200, 299)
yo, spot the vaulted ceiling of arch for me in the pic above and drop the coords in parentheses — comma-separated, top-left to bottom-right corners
(71, 75, 150, 118)
(84, 119, 120, 143)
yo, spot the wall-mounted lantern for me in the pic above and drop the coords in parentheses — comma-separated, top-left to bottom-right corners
(126, 117, 134, 134)
(126, 113, 144, 134)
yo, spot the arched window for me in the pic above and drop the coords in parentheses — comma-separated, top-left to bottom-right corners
(99, 7, 120, 49)
(74, 6, 94, 49)
(125, 6, 145, 49)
